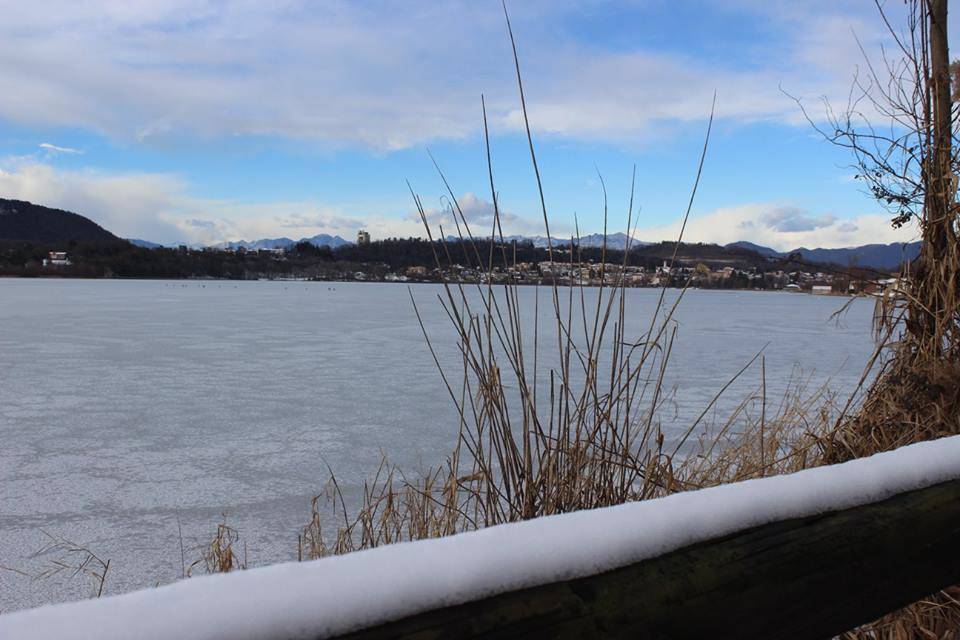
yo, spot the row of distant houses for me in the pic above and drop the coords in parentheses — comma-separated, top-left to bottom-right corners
(389, 260, 903, 295)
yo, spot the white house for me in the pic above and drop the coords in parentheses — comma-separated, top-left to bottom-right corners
(43, 251, 71, 267)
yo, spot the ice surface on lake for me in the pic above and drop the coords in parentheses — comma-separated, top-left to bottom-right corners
(4, 434, 958, 640)
(0, 279, 877, 611)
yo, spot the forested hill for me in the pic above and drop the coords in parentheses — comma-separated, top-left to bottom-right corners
(725, 240, 922, 272)
(0, 199, 124, 245)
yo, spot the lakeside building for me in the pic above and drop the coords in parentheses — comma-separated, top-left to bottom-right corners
(406, 265, 427, 277)
(42, 251, 71, 267)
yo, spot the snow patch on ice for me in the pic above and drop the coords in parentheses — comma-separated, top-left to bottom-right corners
(4, 435, 960, 640)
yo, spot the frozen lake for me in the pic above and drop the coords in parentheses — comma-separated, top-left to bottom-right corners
(0, 279, 877, 611)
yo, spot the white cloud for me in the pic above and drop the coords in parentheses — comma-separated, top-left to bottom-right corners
(411, 192, 556, 238)
(0, 160, 429, 244)
(0, 162, 185, 242)
(632, 203, 918, 250)
(38, 142, 83, 154)
(760, 207, 836, 232)
(0, 1, 915, 149)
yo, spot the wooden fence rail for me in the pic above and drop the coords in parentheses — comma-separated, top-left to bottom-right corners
(334, 479, 960, 640)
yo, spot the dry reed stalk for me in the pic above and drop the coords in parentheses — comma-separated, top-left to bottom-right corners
(188, 517, 246, 576)
(30, 530, 110, 599)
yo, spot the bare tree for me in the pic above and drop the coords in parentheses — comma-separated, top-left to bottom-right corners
(918, 0, 958, 356)
(798, 4, 960, 634)
(798, 0, 959, 363)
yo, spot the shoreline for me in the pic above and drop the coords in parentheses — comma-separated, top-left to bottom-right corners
(0, 274, 859, 296)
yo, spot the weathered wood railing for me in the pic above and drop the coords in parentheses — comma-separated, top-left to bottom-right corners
(4, 440, 960, 640)
(335, 479, 960, 640)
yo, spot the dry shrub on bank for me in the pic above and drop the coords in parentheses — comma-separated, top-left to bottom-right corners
(820, 237, 960, 469)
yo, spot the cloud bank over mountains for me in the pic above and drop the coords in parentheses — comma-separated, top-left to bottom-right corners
(0, 160, 917, 250)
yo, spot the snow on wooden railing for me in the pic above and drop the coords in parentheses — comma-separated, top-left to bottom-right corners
(3, 436, 960, 640)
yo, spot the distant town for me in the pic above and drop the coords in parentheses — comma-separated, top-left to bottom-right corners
(24, 241, 902, 296)
(0, 198, 910, 294)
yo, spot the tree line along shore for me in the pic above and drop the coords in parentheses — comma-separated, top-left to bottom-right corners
(0, 236, 897, 294)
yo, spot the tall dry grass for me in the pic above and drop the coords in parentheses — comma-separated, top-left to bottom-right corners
(292, 8, 960, 638)
(294, 8, 847, 558)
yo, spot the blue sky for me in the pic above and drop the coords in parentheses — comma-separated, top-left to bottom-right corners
(0, 0, 936, 248)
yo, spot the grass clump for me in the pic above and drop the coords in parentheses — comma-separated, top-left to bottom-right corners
(188, 517, 247, 576)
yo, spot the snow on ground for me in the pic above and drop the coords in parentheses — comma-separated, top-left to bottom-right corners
(3, 435, 960, 640)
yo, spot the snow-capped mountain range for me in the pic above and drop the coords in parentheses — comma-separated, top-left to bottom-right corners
(212, 234, 353, 251)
